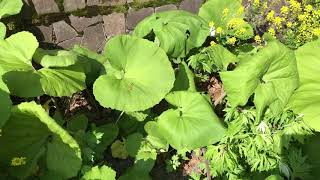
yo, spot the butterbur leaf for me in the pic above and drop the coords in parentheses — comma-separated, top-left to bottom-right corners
(0, 79, 11, 128)
(111, 140, 129, 159)
(265, 175, 284, 180)
(173, 61, 196, 92)
(220, 40, 299, 120)
(0, 22, 5, 39)
(93, 35, 174, 112)
(133, 10, 209, 58)
(33, 48, 79, 68)
(144, 121, 169, 151)
(199, 0, 253, 40)
(287, 39, 320, 131)
(0, 31, 37, 72)
(82, 165, 116, 180)
(155, 91, 226, 150)
(0, 102, 81, 179)
(67, 114, 88, 132)
(38, 65, 86, 97)
(71, 45, 106, 84)
(0, 0, 23, 19)
(3, 70, 44, 97)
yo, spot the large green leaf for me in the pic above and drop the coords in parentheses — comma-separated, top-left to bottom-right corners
(198, 0, 253, 40)
(133, 10, 209, 58)
(172, 61, 196, 92)
(287, 39, 320, 131)
(0, 79, 11, 128)
(0, 102, 82, 179)
(155, 91, 226, 150)
(38, 66, 86, 97)
(220, 40, 299, 120)
(93, 35, 174, 112)
(0, 31, 37, 72)
(33, 48, 79, 68)
(72, 45, 106, 85)
(82, 165, 116, 180)
(0, 0, 23, 19)
(0, 32, 86, 97)
(0, 22, 5, 39)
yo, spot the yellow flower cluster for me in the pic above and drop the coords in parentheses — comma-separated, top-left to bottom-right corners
(11, 157, 27, 166)
(223, 8, 229, 17)
(254, 35, 262, 44)
(227, 37, 237, 45)
(227, 18, 245, 29)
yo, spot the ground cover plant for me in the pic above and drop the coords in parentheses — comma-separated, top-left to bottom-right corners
(0, 0, 320, 179)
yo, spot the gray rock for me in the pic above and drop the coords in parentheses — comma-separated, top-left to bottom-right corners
(58, 37, 83, 49)
(69, 15, 103, 33)
(81, 23, 106, 52)
(87, 0, 126, 6)
(21, 0, 33, 20)
(155, 4, 177, 13)
(179, 0, 203, 14)
(64, 0, 86, 12)
(53, 21, 78, 43)
(30, 25, 53, 43)
(103, 13, 125, 37)
(126, 7, 154, 30)
(31, 0, 60, 15)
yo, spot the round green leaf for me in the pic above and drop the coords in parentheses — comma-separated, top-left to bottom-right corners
(133, 10, 209, 58)
(0, 31, 38, 72)
(0, 102, 81, 179)
(288, 39, 320, 131)
(0, 0, 23, 19)
(93, 35, 174, 112)
(0, 22, 6, 39)
(156, 91, 226, 150)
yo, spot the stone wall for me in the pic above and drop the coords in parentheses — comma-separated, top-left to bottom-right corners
(20, 0, 203, 52)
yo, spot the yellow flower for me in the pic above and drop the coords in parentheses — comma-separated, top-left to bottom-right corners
(11, 157, 27, 166)
(254, 35, 262, 44)
(209, 21, 215, 28)
(280, 6, 289, 15)
(298, 14, 307, 21)
(216, 27, 223, 34)
(289, 0, 302, 13)
(227, 18, 245, 29)
(268, 28, 276, 37)
(236, 27, 247, 36)
(253, 0, 260, 7)
(210, 41, 217, 47)
(305, 5, 313, 12)
(266, 10, 275, 21)
(223, 8, 229, 17)
(313, 28, 320, 36)
(227, 37, 237, 46)
(238, 6, 244, 15)
(287, 22, 293, 28)
(273, 17, 283, 28)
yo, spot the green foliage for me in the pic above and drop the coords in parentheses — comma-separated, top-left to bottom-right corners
(0, 0, 23, 19)
(82, 165, 116, 180)
(93, 35, 174, 112)
(220, 40, 299, 120)
(0, 2, 319, 179)
(153, 91, 226, 151)
(288, 39, 320, 131)
(134, 10, 209, 58)
(0, 102, 81, 179)
(199, 0, 254, 40)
